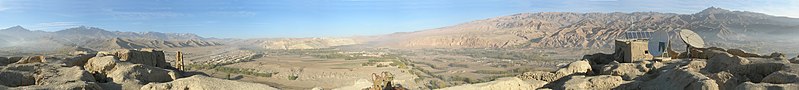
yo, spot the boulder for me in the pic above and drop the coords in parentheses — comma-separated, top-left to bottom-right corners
(436, 77, 546, 90)
(517, 71, 559, 82)
(726, 49, 760, 57)
(34, 66, 96, 85)
(106, 62, 179, 85)
(84, 56, 119, 74)
(599, 62, 649, 80)
(728, 63, 786, 82)
(2, 63, 41, 71)
(582, 53, 615, 65)
(141, 75, 278, 90)
(0, 71, 35, 87)
(552, 75, 623, 90)
(14, 56, 46, 64)
(63, 54, 96, 67)
(705, 51, 750, 73)
(761, 71, 799, 84)
(641, 68, 719, 90)
(113, 49, 169, 68)
(736, 82, 799, 90)
(768, 52, 787, 60)
(8, 81, 102, 90)
(684, 61, 707, 72)
(555, 60, 593, 76)
(708, 71, 747, 90)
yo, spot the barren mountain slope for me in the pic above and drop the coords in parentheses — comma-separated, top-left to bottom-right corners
(370, 7, 799, 49)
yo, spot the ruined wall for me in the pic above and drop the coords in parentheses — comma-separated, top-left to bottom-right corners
(113, 49, 169, 69)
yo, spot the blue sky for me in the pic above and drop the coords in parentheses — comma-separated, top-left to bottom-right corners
(0, 0, 797, 38)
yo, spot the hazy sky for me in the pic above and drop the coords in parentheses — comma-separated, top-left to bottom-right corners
(0, 0, 797, 38)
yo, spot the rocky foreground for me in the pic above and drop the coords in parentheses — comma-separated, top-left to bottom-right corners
(439, 47, 799, 90)
(0, 49, 277, 90)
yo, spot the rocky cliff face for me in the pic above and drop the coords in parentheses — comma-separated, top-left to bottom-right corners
(370, 7, 799, 49)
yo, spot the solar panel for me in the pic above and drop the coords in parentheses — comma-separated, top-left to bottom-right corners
(621, 31, 655, 40)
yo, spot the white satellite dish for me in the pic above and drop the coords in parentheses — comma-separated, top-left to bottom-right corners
(648, 30, 669, 56)
(678, 29, 705, 60)
(679, 29, 705, 48)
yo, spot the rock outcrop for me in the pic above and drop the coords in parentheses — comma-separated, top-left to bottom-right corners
(640, 67, 719, 90)
(63, 54, 96, 67)
(84, 56, 119, 74)
(736, 82, 799, 90)
(14, 56, 46, 64)
(34, 66, 96, 85)
(598, 61, 655, 80)
(0, 71, 35, 87)
(92, 62, 179, 90)
(708, 71, 747, 90)
(727, 49, 761, 57)
(551, 75, 624, 90)
(555, 60, 593, 76)
(140, 75, 278, 90)
(8, 81, 103, 90)
(705, 50, 750, 73)
(517, 60, 593, 82)
(436, 77, 546, 90)
(84, 50, 180, 89)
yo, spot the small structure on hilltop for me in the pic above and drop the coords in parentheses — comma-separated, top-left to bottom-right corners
(614, 31, 655, 63)
(612, 29, 706, 63)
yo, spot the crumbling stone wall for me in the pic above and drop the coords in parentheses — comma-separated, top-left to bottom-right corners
(113, 49, 169, 69)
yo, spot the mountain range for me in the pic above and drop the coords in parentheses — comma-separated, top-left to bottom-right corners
(0, 26, 220, 52)
(365, 7, 799, 49)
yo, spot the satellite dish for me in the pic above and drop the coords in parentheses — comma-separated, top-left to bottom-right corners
(648, 30, 669, 56)
(679, 29, 705, 48)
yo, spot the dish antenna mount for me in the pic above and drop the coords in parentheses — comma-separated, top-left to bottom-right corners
(648, 29, 705, 61)
(679, 29, 705, 60)
(648, 30, 670, 60)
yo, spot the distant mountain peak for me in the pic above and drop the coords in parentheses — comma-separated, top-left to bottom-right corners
(1, 25, 31, 32)
(58, 26, 111, 33)
(698, 7, 731, 14)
